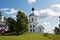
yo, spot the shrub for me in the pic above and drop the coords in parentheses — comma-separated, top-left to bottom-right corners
(43, 33, 48, 37)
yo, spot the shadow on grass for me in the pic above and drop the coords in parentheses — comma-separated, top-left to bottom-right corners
(0, 32, 24, 36)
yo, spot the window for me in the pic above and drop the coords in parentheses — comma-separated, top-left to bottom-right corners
(30, 25, 32, 28)
(35, 18, 37, 21)
(30, 29, 32, 32)
(33, 29, 35, 32)
(32, 18, 33, 22)
(39, 29, 41, 32)
(33, 25, 35, 28)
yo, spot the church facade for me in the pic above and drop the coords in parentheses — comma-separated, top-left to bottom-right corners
(28, 8, 44, 33)
(0, 12, 8, 31)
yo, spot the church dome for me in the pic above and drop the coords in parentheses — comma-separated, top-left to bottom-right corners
(29, 13, 34, 17)
(29, 8, 35, 17)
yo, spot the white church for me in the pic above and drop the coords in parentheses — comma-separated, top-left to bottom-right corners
(0, 8, 44, 33)
(0, 12, 8, 31)
(28, 8, 44, 33)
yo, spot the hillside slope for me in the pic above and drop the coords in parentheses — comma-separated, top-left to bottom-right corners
(0, 33, 50, 40)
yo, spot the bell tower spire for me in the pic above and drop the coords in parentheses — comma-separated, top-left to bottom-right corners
(32, 8, 35, 14)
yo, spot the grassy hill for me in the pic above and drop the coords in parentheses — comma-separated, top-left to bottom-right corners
(0, 33, 60, 40)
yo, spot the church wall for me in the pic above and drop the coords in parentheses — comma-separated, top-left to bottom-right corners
(28, 8, 44, 33)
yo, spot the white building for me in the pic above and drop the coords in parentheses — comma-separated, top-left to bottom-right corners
(28, 8, 44, 33)
(0, 12, 8, 31)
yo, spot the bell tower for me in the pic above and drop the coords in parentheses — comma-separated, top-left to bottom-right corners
(32, 8, 34, 13)
(28, 8, 39, 32)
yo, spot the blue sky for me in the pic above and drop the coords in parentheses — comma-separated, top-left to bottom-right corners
(0, 0, 60, 33)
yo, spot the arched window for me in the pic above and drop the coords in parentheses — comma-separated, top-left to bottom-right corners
(39, 29, 41, 32)
(33, 29, 35, 32)
(30, 25, 32, 28)
(30, 29, 32, 32)
(33, 25, 35, 28)
(32, 18, 33, 22)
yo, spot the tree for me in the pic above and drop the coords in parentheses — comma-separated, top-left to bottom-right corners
(7, 10, 28, 34)
(54, 23, 60, 34)
(16, 11, 28, 33)
(7, 17, 16, 32)
(54, 27, 59, 34)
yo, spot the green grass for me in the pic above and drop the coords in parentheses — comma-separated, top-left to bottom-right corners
(50, 34, 60, 40)
(0, 33, 60, 40)
(0, 33, 50, 40)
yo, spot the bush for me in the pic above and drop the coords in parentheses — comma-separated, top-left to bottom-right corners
(43, 33, 48, 37)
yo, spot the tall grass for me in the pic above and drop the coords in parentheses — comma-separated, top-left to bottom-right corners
(0, 33, 50, 40)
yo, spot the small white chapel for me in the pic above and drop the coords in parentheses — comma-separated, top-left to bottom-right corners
(28, 8, 44, 33)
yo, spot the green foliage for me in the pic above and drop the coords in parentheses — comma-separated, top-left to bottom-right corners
(7, 10, 28, 34)
(54, 26, 60, 34)
(16, 11, 28, 33)
(7, 17, 16, 32)
(50, 34, 60, 40)
(43, 33, 48, 37)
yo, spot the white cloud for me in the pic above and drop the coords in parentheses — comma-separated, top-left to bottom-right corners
(1, 8, 10, 11)
(43, 22, 50, 26)
(5, 8, 18, 14)
(43, 22, 54, 33)
(54, 23, 59, 28)
(34, 4, 60, 18)
(11, 15, 16, 18)
(27, 0, 36, 4)
(51, 4, 60, 9)
(1, 8, 18, 14)
(34, 11, 40, 16)
(39, 8, 57, 16)
(11, 15, 16, 20)
(43, 8, 59, 16)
